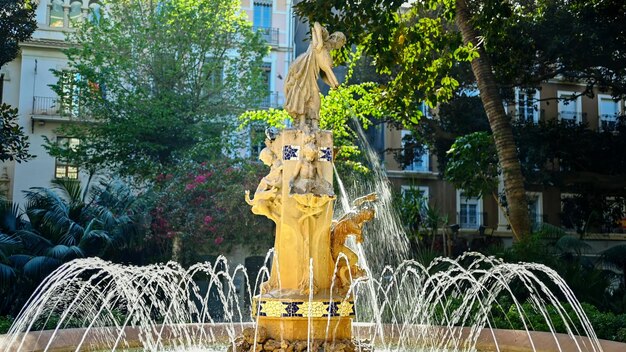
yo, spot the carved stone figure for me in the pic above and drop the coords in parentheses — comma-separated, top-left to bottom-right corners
(283, 22, 346, 130)
(330, 195, 377, 294)
(245, 141, 282, 223)
(289, 141, 333, 196)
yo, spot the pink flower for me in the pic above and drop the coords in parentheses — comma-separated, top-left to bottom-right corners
(201, 162, 207, 167)
(185, 183, 196, 191)
(194, 175, 207, 183)
(214, 236, 224, 245)
(165, 174, 173, 180)
(203, 215, 213, 224)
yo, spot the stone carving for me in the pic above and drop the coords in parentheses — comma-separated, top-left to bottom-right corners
(330, 193, 377, 294)
(289, 138, 333, 196)
(245, 140, 282, 223)
(284, 22, 346, 130)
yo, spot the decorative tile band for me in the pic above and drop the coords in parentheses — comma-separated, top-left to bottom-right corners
(318, 147, 332, 162)
(252, 299, 355, 318)
(283, 145, 300, 161)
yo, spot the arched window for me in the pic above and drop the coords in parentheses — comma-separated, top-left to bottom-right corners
(89, 1, 102, 22)
(49, 0, 64, 28)
(68, 1, 82, 27)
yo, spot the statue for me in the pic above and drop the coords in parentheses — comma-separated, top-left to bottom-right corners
(283, 22, 346, 130)
(330, 193, 377, 294)
(289, 140, 333, 196)
(245, 140, 282, 223)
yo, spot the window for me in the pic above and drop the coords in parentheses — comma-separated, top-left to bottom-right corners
(400, 130, 429, 172)
(458, 191, 482, 229)
(557, 91, 583, 123)
(401, 185, 429, 206)
(49, 0, 64, 27)
(598, 94, 621, 132)
(253, 1, 272, 29)
(515, 88, 540, 123)
(69, 1, 83, 27)
(55, 137, 80, 179)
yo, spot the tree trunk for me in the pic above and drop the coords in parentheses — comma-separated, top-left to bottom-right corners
(455, 0, 531, 240)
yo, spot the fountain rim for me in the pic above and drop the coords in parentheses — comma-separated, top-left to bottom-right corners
(1, 323, 625, 352)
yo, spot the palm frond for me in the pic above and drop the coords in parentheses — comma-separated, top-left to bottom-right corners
(0, 233, 21, 248)
(0, 263, 17, 289)
(79, 230, 113, 257)
(601, 244, 626, 267)
(51, 178, 83, 204)
(8, 254, 33, 270)
(23, 256, 63, 282)
(14, 230, 53, 255)
(556, 235, 591, 255)
(46, 245, 84, 261)
(0, 200, 23, 233)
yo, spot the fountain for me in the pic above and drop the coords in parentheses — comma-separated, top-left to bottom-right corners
(1, 22, 626, 352)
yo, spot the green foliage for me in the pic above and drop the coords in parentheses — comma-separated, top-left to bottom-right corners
(475, 0, 626, 97)
(0, 178, 147, 316)
(445, 132, 498, 199)
(239, 52, 391, 174)
(295, 0, 473, 121)
(0, 103, 34, 163)
(147, 159, 274, 265)
(0, 315, 13, 334)
(0, 0, 36, 68)
(46, 0, 269, 179)
(490, 301, 626, 343)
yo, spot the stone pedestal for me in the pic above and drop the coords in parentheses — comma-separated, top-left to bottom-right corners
(250, 129, 357, 342)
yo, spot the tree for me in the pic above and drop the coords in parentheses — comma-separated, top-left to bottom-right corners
(148, 159, 275, 265)
(0, 0, 36, 68)
(0, 103, 33, 162)
(453, 0, 530, 240)
(295, 0, 626, 240)
(46, 0, 268, 179)
(0, 178, 146, 315)
(239, 51, 392, 176)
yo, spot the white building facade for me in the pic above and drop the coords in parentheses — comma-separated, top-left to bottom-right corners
(0, 0, 295, 205)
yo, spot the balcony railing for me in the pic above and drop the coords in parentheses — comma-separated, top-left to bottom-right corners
(33, 96, 61, 116)
(558, 111, 586, 122)
(254, 26, 279, 46)
(599, 114, 620, 132)
(258, 92, 282, 109)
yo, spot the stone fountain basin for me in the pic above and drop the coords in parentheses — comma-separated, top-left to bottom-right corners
(1, 323, 624, 352)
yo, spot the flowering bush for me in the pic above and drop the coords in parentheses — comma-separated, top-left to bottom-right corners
(149, 160, 275, 264)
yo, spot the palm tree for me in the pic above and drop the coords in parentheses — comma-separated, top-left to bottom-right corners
(0, 178, 146, 315)
(455, 0, 531, 240)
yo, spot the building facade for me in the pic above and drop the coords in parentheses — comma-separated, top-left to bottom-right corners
(385, 81, 626, 247)
(0, 0, 295, 206)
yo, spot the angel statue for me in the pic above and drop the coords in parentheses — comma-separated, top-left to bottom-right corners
(283, 22, 346, 130)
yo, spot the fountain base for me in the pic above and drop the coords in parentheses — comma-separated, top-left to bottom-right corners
(229, 327, 371, 352)
(251, 294, 355, 341)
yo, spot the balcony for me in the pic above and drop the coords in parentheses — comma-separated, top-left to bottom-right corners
(557, 111, 586, 122)
(258, 92, 282, 109)
(32, 96, 61, 116)
(254, 26, 279, 46)
(599, 114, 620, 132)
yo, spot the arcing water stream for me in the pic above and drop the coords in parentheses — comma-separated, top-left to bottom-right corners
(0, 121, 607, 352)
